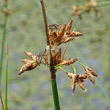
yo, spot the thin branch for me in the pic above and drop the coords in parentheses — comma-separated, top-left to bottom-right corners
(40, 0, 50, 46)
(62, 43, 69, 60)
(0, 91, 4, 110)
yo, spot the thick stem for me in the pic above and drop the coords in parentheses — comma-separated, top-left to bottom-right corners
(51, 79, 60, 110)
(40, 0, 60, 109)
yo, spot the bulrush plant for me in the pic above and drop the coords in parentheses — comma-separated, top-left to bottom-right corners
(72, 0, 110, 19)
(18, 0, 98, 109)
(72, 0, 101, 19)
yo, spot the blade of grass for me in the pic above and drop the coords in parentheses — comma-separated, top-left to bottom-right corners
(0, 0, 8, 88)
(5, 45, 8, 110)
(0, 1, 8, 109)
(33, 0, 110, 103)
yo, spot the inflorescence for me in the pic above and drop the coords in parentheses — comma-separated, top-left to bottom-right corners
(19, 19, 98, 94)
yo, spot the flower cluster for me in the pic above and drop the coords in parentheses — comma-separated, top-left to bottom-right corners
(72, 0, 100, 19)
(18, 52, 42, 75)
(48, 20, 82, 49)
(64, 65, 98, 94)
(19, 19, 98, 94)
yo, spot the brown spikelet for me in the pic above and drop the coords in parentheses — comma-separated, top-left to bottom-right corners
(24, 51, 37, 60)
(86, 67, 98, 77)
(70, 31, 83, 37)
(21, 59, 34, 64)
(66, 72, 73, 79)
(49, 29, 55, 45)
(43, 54, 48, 65)
(53, 48, 62, 66)
(66, 19, 73, 34)
(60, 36, 75, 44)
(78, 74, 87, 79)
(86, 0, 97, 7)
(85, 68, 96, 84)
(72, 6, 82, 19)
(71, 74, 77, 94)
(57, 24, 66, 38)
(18, 62, 37, 75)
(61, 57, 78, 65)
(77, 78, 86, 90)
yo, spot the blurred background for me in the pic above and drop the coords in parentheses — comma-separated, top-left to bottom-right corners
(0, 0, 110, 110)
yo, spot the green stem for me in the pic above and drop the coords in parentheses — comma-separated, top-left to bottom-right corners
(70, 65, 77, 74)
(57, 67, 68, 73)
(0, 1, 8, 110)
(55, 64, 62, 68)
(0, 0, 8, 88)
(5, 46, 8, 110)
(40, 0, 60, 110)
(76, 61, 85, 68)
(51, 79, 60, 110)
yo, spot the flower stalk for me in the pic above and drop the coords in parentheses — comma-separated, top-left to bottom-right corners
(40, 0, 60, 109)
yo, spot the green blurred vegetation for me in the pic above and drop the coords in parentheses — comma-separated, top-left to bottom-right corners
(0, 0, 110, 110)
